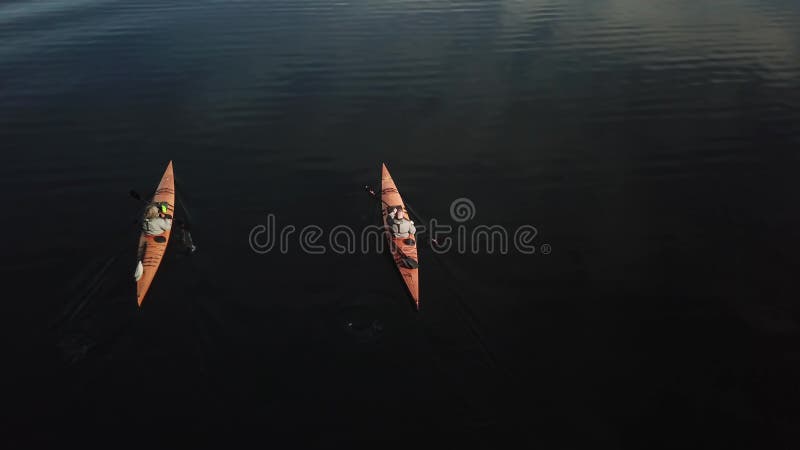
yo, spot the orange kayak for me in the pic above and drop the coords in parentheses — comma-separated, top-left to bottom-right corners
(381, 163, 420, 309)
(135, 161, 175, 306)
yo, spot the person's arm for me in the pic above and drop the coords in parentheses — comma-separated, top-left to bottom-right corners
(409, 221, 416, 236)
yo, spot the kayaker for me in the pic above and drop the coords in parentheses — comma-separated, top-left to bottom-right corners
(142, 203, 172, 236)
(388, 206, 416, 239)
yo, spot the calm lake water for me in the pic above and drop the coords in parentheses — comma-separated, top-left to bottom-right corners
(3, 0, 800, 447)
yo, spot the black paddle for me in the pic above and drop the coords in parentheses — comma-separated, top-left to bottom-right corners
(174, 178, 198, 254)
(174, 178, 196, 228)
(363, 185, 391, 208)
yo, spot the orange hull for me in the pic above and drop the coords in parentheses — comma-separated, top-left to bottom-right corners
(381, 163, 420, 309)
(136, 161, 175, 306)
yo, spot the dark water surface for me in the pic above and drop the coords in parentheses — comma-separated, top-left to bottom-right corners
(3, 0, 800, 447)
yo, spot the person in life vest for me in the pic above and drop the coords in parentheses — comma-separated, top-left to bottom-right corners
(388, 206, 416, 239)
(142, 202, 172, 235)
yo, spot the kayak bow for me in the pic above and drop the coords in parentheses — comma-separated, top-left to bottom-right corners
(135, 161, 175, 306)
(381, 163, 420, 309)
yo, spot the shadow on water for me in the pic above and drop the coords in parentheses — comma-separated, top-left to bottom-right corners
(51, 242, 138, 366)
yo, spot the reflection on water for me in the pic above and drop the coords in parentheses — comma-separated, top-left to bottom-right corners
(3, 0, 800, 446)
